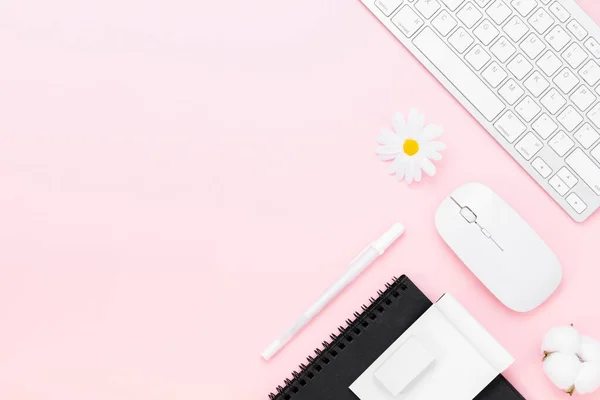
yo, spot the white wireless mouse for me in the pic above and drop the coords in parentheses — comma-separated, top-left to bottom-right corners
(435, 182, 562, 313)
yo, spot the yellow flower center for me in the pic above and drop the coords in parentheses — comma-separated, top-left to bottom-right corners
(403, 139, 420, 156)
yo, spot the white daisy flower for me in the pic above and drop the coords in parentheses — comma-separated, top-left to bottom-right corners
(376, 109, 446, 184)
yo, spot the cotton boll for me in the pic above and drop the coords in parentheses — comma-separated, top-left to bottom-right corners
(542, 326, 581, 355)
(544, 353, 583, 392)
(579, 336, 600, 363)
(575, 362, 600, 394)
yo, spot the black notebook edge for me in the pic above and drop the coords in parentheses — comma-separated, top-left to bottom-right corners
(268, 275, 525, 400)
(268, 275, 419, 399)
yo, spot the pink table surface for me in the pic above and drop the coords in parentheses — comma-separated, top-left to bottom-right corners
(1, 0, 600, 399)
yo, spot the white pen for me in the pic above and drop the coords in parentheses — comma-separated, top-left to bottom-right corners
(261, 223, 405, 361)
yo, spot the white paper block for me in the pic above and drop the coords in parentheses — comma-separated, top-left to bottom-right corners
(374, 336, 435, 396)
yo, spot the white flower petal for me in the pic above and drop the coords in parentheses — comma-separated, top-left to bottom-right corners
(575, 362, 600, 394)
(378, 154, 396, 161)
(421, 158, 437, 177)
(376, 145, 404, 155)
(376, 129, 401, 146)
(422, 124, 444, 141)
(428, 151, 443, 161)
(393, 112, 407, 135)
(430, 141, 447, 151)
(543, 352, 582, 391)
(579, 336, 600, 363)
(387, 156, 406, 174)
(405, 162, 414, 184)
(396, 164, 406, 181)
(542, 326, 581, 354)
(418, 142, 445, 161)
(407, 108, 425, 136)
(413, 165, 422, 182)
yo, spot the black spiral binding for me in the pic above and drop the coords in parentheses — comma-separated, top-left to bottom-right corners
(268, 275, 410, 400)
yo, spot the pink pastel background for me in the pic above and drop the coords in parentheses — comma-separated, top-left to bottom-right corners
(0, 0, 599, 399)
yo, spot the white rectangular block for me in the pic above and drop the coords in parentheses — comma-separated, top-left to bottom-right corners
(374, 336, 435, 396)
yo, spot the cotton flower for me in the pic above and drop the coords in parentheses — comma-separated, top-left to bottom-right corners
(544, 353, 583, 393)
(543, 325, 581, 356)
(376, 109, 446, 184)
(542, 326, 600, 395)
(579, 336, 600, 362)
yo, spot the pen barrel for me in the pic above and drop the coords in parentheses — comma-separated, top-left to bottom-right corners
(304, 246, 380, 317)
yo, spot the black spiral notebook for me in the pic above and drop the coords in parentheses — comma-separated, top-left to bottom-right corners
(269, 275, 525, 400)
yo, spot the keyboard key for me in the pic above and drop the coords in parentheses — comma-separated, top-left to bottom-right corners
(494, 110, 526, 142)
(588, 104, 600, 129)
(532, 113, 558, 139)
(574, 123, 600, 149)
(490, 37, 516, 62)
(579, 60, 600, 86)
(585, 38, 600, 59)
(549, 2, 570, 23)
(515, 96, 541, 122)
(504, 16, 529, 42)
(487, 0, 512, 25)
(457, 2, 483, 28)
(566, 193, 587, 214)
(528, 8, 555, 34)
(466, 44, 491, 70)
(553, 69, 579, 94)
(515, 132, 543, 160)
(545, 26, 571, 52)
(557, 106, 583, 132)
(557, 167, 578, 188)
(511, 0, 537, 17)
(562, 43, 587, 69)
(520, 33, 545, 59)
(375, 0, 404, 16)
(566, 148, 600, 195)
(432, 10, 457, 36)
(549, 175, 569, 196)
(441, 0, 466, 10)
(524, 71, 550, 97)
(537, 51, 562, 76)
(393, 6, 425, 37)
(533, 157, 553, 178)
(507, 54, 532, 80)
(570, 86, 596, 112)
(549, 131, 575, 156)
(413, 27, 505, 121)
(474, 0, 492, 5)
(593, 144, 600, 164)
(499, 79, 525, 104)
(448, 27, 474, 53)
(474, 20, 499, 45)
(541, 88, 566, 114)
(566, 20, 588, 41)
(482, 62, 508, 87)
(415, 0, 441, 18)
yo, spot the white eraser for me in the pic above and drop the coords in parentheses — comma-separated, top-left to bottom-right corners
(374, 335, 435, 396)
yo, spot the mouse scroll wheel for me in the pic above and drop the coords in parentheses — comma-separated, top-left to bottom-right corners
(460, 207, 477, 223)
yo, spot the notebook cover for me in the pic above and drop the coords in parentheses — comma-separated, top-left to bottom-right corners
(268, 275, 525, 400)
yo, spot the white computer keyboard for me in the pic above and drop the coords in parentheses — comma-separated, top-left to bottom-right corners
(361, 0, 600, 222)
